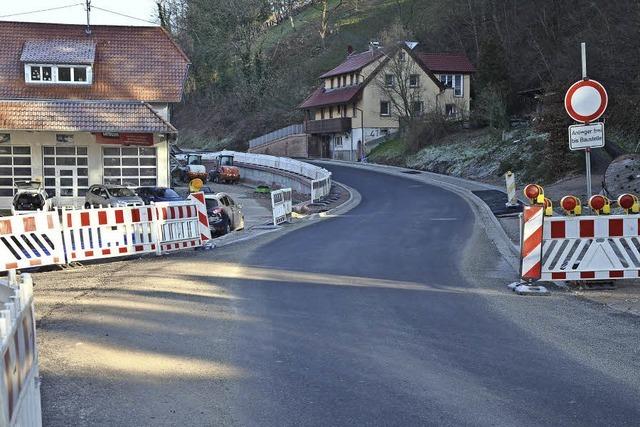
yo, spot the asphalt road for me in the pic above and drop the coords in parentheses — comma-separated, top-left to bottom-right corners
(37, 164, 640, 426)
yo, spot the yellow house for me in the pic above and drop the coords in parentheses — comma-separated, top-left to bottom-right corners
(299, 42, 475, 160)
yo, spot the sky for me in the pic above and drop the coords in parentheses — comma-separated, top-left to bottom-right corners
(0, 0, 158, 26)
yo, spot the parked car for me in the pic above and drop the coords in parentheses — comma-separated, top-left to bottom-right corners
(204, 192, 244, 236)
(135, 187, 183, 205)
(85, 185, 144, 208)
(11, 180, 53, 215)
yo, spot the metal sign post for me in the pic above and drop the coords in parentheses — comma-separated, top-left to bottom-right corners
(565, 43, 608, 200)
(581, 42, 593, 199)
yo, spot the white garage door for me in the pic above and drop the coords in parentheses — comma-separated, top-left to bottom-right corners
(0, 146, 32, 197)
(42, 146, 89, 200)
(103, 146, 157, 187)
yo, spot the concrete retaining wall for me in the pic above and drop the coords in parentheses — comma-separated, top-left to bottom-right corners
(236, 163, 311, 196)
(248, 134, 309, 158)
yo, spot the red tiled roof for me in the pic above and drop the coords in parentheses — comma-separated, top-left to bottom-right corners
(415, 52, 476, 74)
(319, 50, 384, 79)
(299, 85, 362, 109)
(0, 21, 190, 103)
(20, 40, 96, 64)
(0, 100, 176, 133)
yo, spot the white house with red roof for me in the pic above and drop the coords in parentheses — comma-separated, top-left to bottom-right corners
(298, 42, 475, 160)
(0, 21, 189, 209)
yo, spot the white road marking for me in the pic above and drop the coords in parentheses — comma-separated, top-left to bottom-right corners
(428, 218, 459, 221)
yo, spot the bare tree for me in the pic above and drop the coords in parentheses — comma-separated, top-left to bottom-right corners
(313, 0, 342, 48)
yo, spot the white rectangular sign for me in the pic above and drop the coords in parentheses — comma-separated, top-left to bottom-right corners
(569, 122, 604, 150)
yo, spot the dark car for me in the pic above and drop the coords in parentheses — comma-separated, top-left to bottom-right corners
(135, 187, 183, 205)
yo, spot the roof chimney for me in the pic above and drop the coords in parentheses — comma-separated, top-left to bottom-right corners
(347, 45, 354, 56)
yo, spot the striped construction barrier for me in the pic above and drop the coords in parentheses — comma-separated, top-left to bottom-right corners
(0, 273, 42, 427)
(0, 192, 212, 273)
(271, 188, 292, 226)
(541, 215, 640, 281)
(187, 192, 211, 245)
(61, 205, 158, 262)
(505, 171, 518, 207)
(520, 205, 544, 281)
(154, 200, 202, 253)
(0, 211, 64, 272)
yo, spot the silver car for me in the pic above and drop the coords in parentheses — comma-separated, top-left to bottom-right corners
(85, 185, 144, 208)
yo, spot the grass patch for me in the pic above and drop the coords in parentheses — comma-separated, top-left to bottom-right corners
(368, 138, 409, 165)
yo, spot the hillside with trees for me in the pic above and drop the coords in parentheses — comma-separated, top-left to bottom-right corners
(158, 0, 640, 180)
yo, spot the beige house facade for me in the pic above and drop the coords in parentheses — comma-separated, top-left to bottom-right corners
(299, 42, 475, 160)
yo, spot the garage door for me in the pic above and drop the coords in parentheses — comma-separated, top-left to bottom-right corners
(43, 146, 89, 199)
(0, 146, 32, 197)
(103, 147, 157, 187)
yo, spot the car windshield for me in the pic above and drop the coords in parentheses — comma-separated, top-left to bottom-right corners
(206, 199, 219, 210)
(109, 187, 135, 197)
(144, 188, 181, 199)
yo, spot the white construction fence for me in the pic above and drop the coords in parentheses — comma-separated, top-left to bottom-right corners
(0, 192, 211, 274)
(0, 272, 41, 427)
(197, 151, 332, 202)
(271, 188, 293, 226)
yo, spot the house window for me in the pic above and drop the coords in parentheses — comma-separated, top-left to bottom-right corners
(446, 104, 458, 117)
(320, 108, 325, 120)
(412, 101, 424, 115)
(439, 74, 464, 97)
(29, 65, 52, 81)
(103, 146, 157, 187)
(352, 104, 357, 117)
(399, 51, 406, 62)
(329, 106, 334, 118)
(409, 74, 420, 87)
(385, 74, 395, 87)
(380, 101, 391, 116)
(342, 75, 347, 87)
(335, 136, 343, 146)
(0, 146, 31, 197)
(25, 64, 92, 85)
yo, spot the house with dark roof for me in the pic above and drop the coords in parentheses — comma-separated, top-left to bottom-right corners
(0, 21, 189, 209)
(295, 42, 474, 160)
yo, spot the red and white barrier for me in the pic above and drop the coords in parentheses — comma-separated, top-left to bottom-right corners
(0, 273, 42, 427)
(61, 205, 158, 263)
(0, 211, 64, 272)
(187, 192, 211, 245)
(154, 201, 201, 253)
(541, 215, 640, 281)
(0, 193, 211, 272)
(520, 205, 544, 282)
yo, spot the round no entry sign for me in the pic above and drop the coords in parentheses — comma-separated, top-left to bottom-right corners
(564, 79, 608, 123)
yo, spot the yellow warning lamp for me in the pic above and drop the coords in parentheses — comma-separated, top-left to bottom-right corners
(560, 195, 582, 216)
(189, 178, 204, 193)
(523, 184, 545, 205)
(588, 195, 610, 215)
(543, 198, 553, 216)
(617, 194, 640, 214)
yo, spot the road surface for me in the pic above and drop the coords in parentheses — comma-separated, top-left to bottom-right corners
(38, 164, 640, 426)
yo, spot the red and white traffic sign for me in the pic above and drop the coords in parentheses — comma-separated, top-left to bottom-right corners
(564, 79, 608, 123)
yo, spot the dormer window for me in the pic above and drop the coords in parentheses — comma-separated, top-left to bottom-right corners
(21, 39, 95, 85)
(25, 64, 92, 85)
